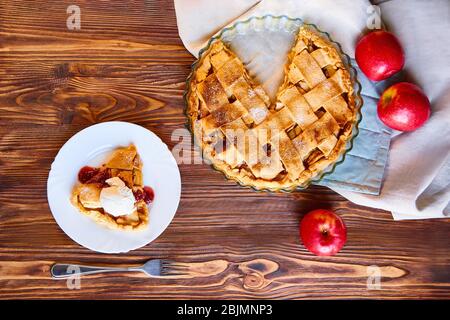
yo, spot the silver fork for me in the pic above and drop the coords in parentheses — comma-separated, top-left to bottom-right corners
(51, 259, 189, 279)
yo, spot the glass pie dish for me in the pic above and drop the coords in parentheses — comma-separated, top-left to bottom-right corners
(184, 15, 363, 192)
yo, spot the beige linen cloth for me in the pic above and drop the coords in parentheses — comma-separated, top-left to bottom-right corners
(174, 0, 450, 220)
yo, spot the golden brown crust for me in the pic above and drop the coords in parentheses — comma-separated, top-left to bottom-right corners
(71, 144, 150, 230)
(71, 189, 149, 231)
(187, 26, 357, 190)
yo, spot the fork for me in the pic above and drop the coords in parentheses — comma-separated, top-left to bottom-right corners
(51, 259, 189, 279)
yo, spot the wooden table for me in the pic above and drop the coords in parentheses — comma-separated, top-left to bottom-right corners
(1, 0, 449, 300)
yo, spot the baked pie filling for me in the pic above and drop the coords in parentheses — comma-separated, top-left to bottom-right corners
(187, 26, 356, 190)
(71, 144, 154, 230)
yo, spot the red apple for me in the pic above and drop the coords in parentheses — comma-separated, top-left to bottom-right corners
(355, 30, 405, 81)
(378, 82, 431, 131)
(300, 209, 347, 256)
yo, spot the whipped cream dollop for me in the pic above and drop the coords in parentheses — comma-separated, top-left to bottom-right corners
(100, 177, 136, 217)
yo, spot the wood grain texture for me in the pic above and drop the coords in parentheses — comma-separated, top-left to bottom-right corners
(0, 0, 449, 300)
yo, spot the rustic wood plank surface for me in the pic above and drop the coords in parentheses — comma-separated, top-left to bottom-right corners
(0, 0, 449, 300)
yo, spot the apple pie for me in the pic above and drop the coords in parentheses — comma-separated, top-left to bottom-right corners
(71, 144, 154, 230)
(187, 26, 357, 190)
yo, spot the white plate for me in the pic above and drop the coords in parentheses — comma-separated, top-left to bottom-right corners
(47, 122, 181, 253)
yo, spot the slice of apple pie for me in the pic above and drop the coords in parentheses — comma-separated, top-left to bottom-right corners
(71, 144, 154, 231)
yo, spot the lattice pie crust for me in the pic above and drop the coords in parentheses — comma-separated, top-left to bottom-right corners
(187, 27, 356, 190)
